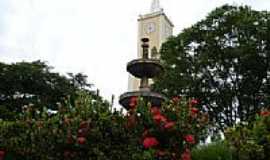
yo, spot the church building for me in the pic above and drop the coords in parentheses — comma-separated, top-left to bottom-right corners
(128, 0, 174, 91)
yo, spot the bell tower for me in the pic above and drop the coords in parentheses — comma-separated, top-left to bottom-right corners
(128, 0, 174, 91)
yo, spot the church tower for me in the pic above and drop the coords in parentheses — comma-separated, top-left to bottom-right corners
(128, 0, 174, 91)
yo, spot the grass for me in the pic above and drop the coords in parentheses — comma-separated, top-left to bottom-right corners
(192, 141, 233, 160)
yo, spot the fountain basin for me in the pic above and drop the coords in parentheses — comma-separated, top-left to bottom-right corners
(127, 59, 164, 78)
(119, 90, 166, 110)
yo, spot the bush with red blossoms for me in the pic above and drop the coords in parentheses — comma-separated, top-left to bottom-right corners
(0, 92, 208, 160)
(0, 91, 146, 160)
(127, 97, 209, 160)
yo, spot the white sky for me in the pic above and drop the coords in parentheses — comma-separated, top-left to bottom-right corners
(0, 0, 270, 108)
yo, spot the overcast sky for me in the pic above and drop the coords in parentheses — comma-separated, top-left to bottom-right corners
(0, 0, 270, 107)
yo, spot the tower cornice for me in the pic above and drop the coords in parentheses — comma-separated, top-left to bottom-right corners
(138, 10, 174, 27)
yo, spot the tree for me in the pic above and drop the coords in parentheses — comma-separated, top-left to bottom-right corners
(0, 60, 102, 120)
(153, 5, 270, 132)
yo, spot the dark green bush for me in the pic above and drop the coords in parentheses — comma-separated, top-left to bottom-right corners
(225, 110, 270, 160)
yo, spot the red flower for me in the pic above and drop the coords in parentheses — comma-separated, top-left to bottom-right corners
(153, 114, 167, 124)
(191, 107, 199, 115)
(151, 106, 161, 115)
(129, 96, 138, 108)
(77, 137, 86, 145)
(260, 111, 270, 117)
(190, 99, 199, 106)
(181, 148, 191, 160)
(184, 134, 195, 144)
(143, 137, 159, 149)
(172, 96, 181, 103)
(164, 121, 175, 129)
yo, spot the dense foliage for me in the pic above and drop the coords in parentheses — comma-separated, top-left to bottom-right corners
(225, 109, 270, 160)
(153, 5, 270, 132)
(0, 92, 135, 160)
(0, 93, 208, 160)
(0, 61, 103, 120)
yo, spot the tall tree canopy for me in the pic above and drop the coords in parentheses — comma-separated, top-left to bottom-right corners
(0, 61, 103, 120)
(153, 5, 270, 131)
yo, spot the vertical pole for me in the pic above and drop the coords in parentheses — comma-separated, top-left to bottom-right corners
(140, 38, 150, 91)
(141, 38, 149, 59)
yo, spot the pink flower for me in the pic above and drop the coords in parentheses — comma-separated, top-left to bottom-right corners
(191, 99, 199, 106)
(184, 134, 195, 144)
(143, 137, 159, 149)
(164, 121, 175, 129)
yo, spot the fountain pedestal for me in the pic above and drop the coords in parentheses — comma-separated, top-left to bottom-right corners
(119, 38, 166, 110)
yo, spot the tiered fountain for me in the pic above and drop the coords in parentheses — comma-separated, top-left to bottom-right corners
(119, 38, 166, 109)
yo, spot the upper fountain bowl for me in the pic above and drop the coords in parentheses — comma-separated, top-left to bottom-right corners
(127, 58, 164, 78)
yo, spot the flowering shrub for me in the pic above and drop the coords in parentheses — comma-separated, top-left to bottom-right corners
(0, 93, 208, 160)
(225, 109, 270, 160)
(127, 96, 209, 160)
(0, 91, 142, 160)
